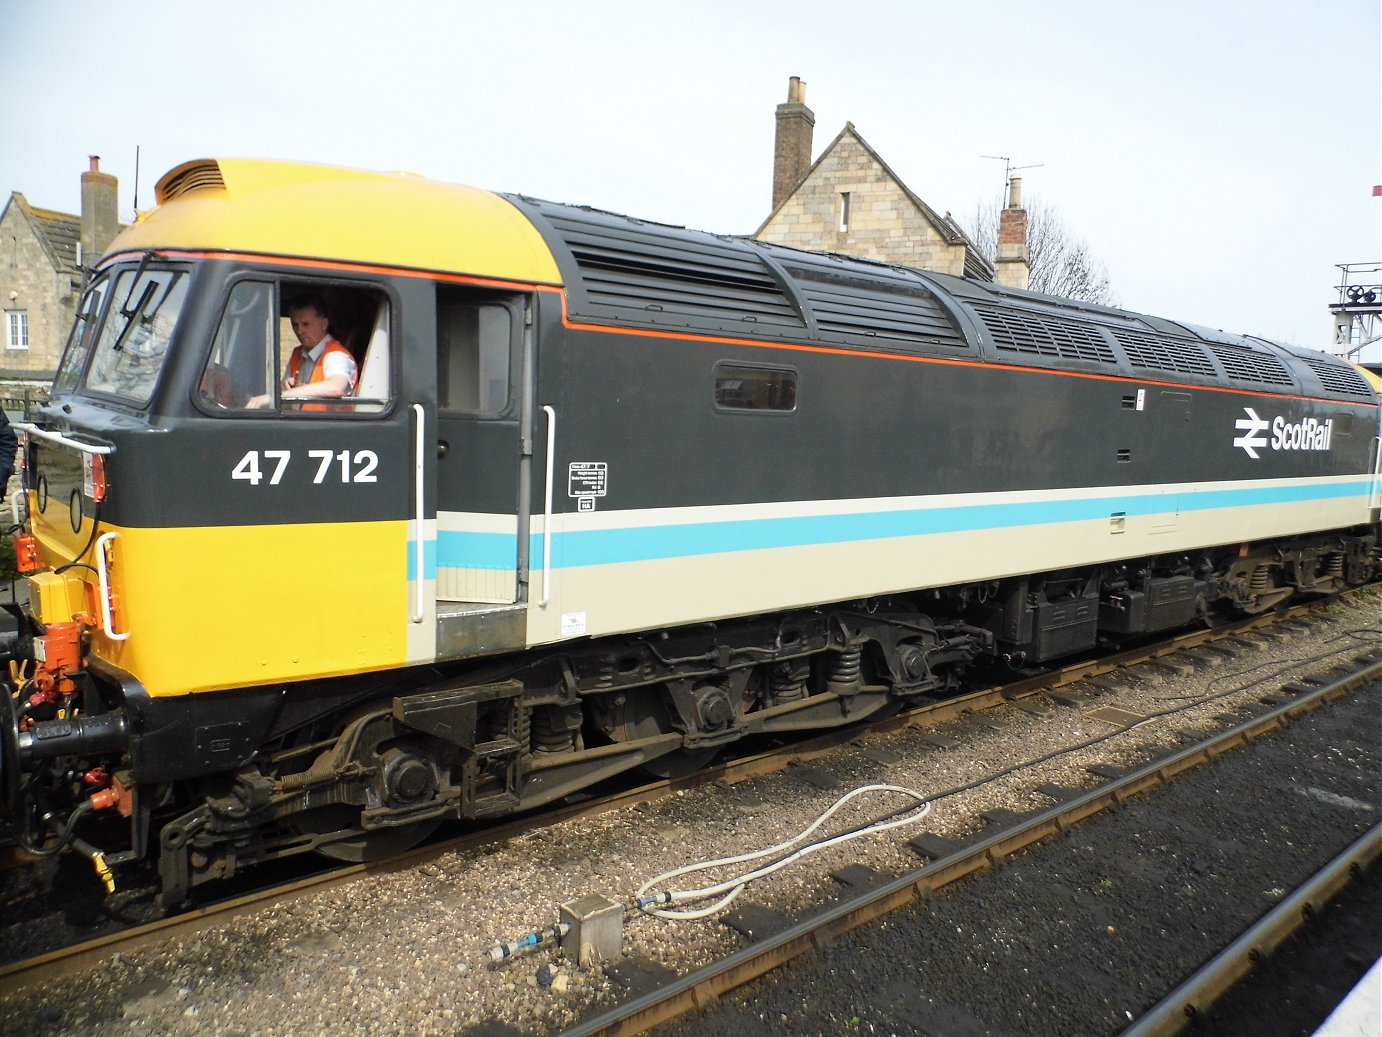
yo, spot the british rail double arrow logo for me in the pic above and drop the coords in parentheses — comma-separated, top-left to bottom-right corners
(1233, 407, 1270, 459)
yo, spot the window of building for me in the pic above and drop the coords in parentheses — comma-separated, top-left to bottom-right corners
(714, 363, 798, 412)
(839, 192, 852, 233)
(5, 310, 28, 350)
(197, 280, 391, 415)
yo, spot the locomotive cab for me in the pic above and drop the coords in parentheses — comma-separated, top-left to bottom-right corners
(2, 167, 557, 897)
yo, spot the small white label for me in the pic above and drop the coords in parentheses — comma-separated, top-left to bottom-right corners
(1135, 389, 1146, 411)
(561, 611, 588, 637)
(568, 462, 608, 498)
(578, 497, 595, 512)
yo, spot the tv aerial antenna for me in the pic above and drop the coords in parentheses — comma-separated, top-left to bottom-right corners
(981, 155, 1044, 192)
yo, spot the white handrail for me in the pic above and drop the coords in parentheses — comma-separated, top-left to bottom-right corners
(95, 531, 130, 641)
(538, 405, 556, 609)
(410, 403, 426, 624)
(14, 423, 113, 455)
(1370, 435, 1382, 511)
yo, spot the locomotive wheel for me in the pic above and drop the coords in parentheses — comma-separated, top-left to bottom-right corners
(599, 684, 724, 779)
(638, 746, 720, 779)
(282, 700, 440, 862)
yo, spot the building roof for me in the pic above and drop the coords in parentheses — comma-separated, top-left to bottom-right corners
(756, 123, 994, 281)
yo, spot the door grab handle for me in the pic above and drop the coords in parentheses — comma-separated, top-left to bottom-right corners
(538, 405, 555, 609)
(411, 404, 426, 624)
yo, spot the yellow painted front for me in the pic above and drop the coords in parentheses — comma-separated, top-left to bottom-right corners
(29, 514, 413, 698)
(109, 159, 562, 286)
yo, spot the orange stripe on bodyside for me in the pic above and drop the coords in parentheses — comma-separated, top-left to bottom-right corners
(556, 294, 1378, 409)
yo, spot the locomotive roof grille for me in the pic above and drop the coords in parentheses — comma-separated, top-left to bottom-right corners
(1300, 355, 1374, 398)
(535, 207, 807, 335)
(156, 161, 226, 203)
(507, 195, 1365, 397)
(971, 305, 1119, 367)
(785, 271, 967, 350)
(1208, 344, 1295, 386)
(1112, 329, 1218, 377)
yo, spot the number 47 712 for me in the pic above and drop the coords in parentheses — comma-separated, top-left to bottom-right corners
(231, 449, 379, 486)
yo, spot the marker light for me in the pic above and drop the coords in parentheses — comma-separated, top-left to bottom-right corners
(83, 453, 107, 503)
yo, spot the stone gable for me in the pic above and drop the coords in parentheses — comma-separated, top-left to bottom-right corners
(756, 125, 989, 279)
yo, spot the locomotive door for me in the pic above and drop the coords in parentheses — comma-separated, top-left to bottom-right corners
(434, 288, 529, 606)
(1151, 390, 1193, 531)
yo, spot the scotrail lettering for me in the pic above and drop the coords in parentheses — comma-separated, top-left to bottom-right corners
(1233, 407, 1332, 459)
(1271, 414, 1332, 451)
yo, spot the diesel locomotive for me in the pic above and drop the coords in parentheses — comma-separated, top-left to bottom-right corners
(2, 159, 1378, 905)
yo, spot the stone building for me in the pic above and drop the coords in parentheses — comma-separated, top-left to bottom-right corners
(756, 77, 1028, 289)
(0, 157, 122, 391)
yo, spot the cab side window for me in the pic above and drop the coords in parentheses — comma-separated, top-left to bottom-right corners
(197, 280, 391, 415)
(200, 281, 274, 408)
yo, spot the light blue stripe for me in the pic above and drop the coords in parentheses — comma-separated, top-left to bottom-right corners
(426, 480, 1372, 574)
(436, 531, 517, 571)
(407, 537, 438, 581)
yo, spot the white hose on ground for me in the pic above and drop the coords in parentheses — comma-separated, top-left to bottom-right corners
(635, 783, 932, 920)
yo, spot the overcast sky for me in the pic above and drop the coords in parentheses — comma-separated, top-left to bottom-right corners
(3, 0, 1378, 358)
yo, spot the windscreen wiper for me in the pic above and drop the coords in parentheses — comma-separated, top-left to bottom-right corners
(118, 250, 162, 318)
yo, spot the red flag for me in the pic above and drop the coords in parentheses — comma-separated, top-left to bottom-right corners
(1374, 185, 1382, 195)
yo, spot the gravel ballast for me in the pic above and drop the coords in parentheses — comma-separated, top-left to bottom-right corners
(0, 599, 1377, 1036)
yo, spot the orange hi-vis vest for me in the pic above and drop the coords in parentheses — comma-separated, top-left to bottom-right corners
(287, 337, 358, 395)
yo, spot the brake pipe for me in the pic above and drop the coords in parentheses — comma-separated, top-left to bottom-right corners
(488, 922, 569, 963)
(70, 837, 116, 894)
(23, 799, 118, 893)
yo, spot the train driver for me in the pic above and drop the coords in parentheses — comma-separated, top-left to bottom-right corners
(246, 294, 358, 408)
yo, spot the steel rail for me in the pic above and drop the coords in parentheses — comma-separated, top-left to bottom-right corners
(1118, 821, 1382, 1037)
(553, 653, 1382, 1037)
(0, 593, 1371, 996)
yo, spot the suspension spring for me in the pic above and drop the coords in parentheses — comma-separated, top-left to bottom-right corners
(530, 706, 576, 754)
(827, 645, 863, 695)
(767, 662, 808, 704)
(513, 703, 533, 757)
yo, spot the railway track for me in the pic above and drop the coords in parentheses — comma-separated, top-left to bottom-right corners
(1119, 822, 1381, 1037)
(0, 592, 1377, 1028)
(549, 647, 1381, 1037)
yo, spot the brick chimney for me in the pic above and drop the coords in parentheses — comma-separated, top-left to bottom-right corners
(995, 175, 1030, 291)
(772, 76, 815, 211)
(81, 155, 119, 267)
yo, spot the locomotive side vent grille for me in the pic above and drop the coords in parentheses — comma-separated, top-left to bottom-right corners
(1301, 356, 1374, 398)
(1208, 345, 1294, 386)
(535, 205, 807, 337)
(1113, 329, 1217, 377)
(783, 266, 967, 350)
(971, 306, 1118, 366)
